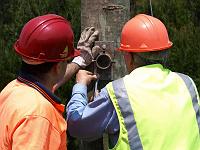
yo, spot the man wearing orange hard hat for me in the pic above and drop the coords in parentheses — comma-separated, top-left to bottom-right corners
(0, 14, 98, 149)
(66, 14, 200, 149)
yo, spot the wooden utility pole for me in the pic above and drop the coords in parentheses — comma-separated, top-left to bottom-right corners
(81, 0, 130, 80)
(80, 0, 130, 149)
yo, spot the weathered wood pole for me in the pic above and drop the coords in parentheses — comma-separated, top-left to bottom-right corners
(80, 0, 130, 150)
(81, 0, 130, 80)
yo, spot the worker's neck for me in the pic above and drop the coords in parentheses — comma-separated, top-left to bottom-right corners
(34, 74, 55, 92)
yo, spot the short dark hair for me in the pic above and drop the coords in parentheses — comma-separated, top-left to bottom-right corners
(133, 50, 169, 66)
(20, 61, 58, 77)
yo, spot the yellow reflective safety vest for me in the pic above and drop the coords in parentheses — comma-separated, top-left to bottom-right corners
(106, 64, 200, 150)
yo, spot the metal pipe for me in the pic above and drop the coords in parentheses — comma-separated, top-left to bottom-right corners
(96, 53, 112, 70)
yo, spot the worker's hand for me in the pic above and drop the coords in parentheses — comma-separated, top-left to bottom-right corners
(72, 27, 99, 68)
(76, 70, 97, 86)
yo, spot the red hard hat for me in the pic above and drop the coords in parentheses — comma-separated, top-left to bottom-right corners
(118, 14, 173, 52)
(14, 14, 80, 64)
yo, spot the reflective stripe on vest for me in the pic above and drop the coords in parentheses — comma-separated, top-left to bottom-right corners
(177, 73, 200, 131)
(109, 78, 143, 150)
(106, 64, 200, 150)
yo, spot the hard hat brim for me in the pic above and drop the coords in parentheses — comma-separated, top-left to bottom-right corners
(117, 42, 173, 52)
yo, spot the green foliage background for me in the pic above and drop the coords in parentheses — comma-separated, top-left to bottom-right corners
(0, 0, 200, 149)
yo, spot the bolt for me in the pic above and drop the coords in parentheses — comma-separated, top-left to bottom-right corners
(102, 44, 106, 50)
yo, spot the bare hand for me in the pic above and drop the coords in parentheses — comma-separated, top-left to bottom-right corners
(76, 70, 97, 85)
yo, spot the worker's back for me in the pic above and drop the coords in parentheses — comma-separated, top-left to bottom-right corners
(106, 64, 200, 150)
(0, 79, 67, 149)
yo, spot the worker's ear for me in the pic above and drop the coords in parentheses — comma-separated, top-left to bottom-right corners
(124, 52, 134, 73)
(51, 62, 61, 75)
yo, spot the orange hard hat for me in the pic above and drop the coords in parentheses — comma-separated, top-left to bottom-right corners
(118, 14, 172, 52)
(14, 14, 80, 64)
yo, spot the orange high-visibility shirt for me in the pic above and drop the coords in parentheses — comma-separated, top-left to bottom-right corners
(0, 79, 67, 150)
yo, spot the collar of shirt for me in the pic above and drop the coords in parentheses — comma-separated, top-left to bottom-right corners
(17, 71, 65, 114)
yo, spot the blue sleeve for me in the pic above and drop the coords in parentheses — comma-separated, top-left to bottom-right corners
(66, 83, 119, 141)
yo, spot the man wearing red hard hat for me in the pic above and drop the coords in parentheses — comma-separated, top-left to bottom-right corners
(66, 14, 200, 149)
(0, 14, 98, 149)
